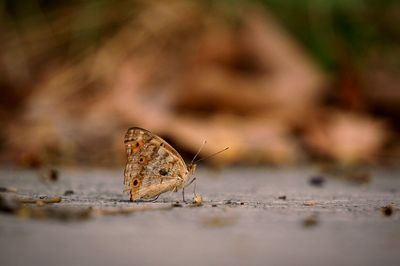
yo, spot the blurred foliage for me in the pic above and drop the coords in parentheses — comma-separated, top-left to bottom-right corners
(1, 0, 399, 70)
(1, 0, 399, 166)
(258, 0, 400, 71)
(0, 0, 137, 59)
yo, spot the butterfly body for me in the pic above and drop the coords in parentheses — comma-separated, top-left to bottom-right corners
(124, 127, 195, 201)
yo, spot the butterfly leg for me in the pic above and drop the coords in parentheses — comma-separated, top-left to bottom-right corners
(182, 188, 186, 203)
(193, 181, 197, 195)
(182, 177, 196, 203)
(184, 177, 196, 189)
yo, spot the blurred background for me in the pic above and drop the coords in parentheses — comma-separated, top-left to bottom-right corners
(0, 0, 399, 168)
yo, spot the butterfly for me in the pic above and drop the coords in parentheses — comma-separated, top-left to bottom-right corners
(123, 127, 197, 202)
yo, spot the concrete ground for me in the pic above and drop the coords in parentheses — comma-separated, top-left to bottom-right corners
(0, 167, 399, 266)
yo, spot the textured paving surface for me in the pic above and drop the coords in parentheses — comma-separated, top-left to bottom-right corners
(0, 167, 399, 266)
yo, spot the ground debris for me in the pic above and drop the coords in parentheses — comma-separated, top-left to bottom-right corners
(1, 194, 63, 213)
(49, 169, 59, 181)
(191, 194, 203, 206)
(319, 165, 372, 184)
(64, 190, 74, 196)
(278, 195, 287, 200)
(1, 191, 172, 221)
(91, 205, 173, 216)
(16, 206, 92, 221)
(223, 199, 243, 206)
(37, 168, 60, 183)
(0, 193, 21, 213)
(0, 187, 17, 193)
(202, 215, 237, 228)
(302, 214, 319, 228)
(303, 200, 316, 206)
(344, 171, 371, 184)
(172, 201, 183, 207)
(309, 176, 325, 187)
(19, 196, 62, 204)
(380, 205, 394, 217)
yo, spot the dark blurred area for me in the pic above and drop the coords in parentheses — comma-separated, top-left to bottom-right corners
(0, 0, 399, 167)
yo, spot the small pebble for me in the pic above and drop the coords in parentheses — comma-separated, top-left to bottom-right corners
(172, 201, 182, 207)
(64, 190, 74, 196)
(192, 194, 203, 206)
(223, 199, 241, 205)
(381, 205, 393, 217)
(49, 169, 59, 181)
(278, 195, 287, 200)
(309, 176, 325, 187)
(0, 194, 21, 213)
(0, 187, 17, 193)
(303, 200, 316, 206)
(302, 214, 319, 228)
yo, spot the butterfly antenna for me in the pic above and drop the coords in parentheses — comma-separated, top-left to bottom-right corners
(190, 140, 207, 165)
(194, 147, 229, 164)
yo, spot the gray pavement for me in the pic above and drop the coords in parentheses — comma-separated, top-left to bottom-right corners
(0, 167, 399, 266)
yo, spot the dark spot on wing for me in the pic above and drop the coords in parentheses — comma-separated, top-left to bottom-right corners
(159, 168, 168, 176)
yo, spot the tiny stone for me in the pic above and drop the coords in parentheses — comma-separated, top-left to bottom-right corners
(309, 176, 325, 187)
(192, 194, 203, 206)
(0, 194, 21, 213)
(302, 215, 319, 228)
(172, 202, 182, 207)
(64, 190, 74, 196)
(49, 169, 59, 181)
(303, 200, 316, 206)
(278, 195, 287, 200)
(381, 205, 393, 217)
(0, 187, 17, 193)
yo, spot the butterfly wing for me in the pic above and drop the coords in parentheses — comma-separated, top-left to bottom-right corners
(124, 127, 189, 200)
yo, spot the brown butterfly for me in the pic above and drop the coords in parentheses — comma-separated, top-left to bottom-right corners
(123, 127, 197, 202)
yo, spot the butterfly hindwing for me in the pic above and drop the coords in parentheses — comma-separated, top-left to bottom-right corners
(124, 127, 189, 200)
